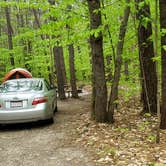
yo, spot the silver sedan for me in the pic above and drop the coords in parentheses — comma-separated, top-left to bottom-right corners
(0, 78, 57, 124)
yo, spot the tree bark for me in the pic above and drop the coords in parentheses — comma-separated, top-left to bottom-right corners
(87, 0, 107, 123)
(107, 0, 130, 123)
(5, 3, 14, 66)
(124, 60, 129, 81)
(53, 46, 66, 100)
(88, 39, 95, 120)
(32, 8, 45, 40)
(68, 44, 78, 98)
(136, 0, 157, 114)
(159, 0, 166, 129)
(48, 0, 66, 98)
(106, 55, 113, 81)
(154, 0, 160, 143)
(60, 47, 67, 85)
(66, 5, 78, 97)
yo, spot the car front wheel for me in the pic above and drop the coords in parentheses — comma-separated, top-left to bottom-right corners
(46, 117, 54, 124)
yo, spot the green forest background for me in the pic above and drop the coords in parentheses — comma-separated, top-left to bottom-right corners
(0, 0, 148, 91)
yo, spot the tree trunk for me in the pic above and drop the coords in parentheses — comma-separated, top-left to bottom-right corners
(91, 71, 96, 120)
(124, 60, 129, 81)
(159, 0, 166, 129)
(101, 0, 116, 65)
(106, 55, 113, 82)
(53, 46, 66, 100)
(66, 5, 78, 97)
(77, 46, 86, 80)
(60, 48, 67, 85)
(32, 8, 45, 40)
(87, 0, 107, 123)
(88, 39, 95, 120)
(107, 0, 130, 123)
(154, 0, 160, 143)
(48, 0, 67, 97)
(68, 44, 78, 98)
(5, 3, 14, 66)
(136, 0, 157, 114)
(20, 14, 24, 28)
(21, 11, 32, 72)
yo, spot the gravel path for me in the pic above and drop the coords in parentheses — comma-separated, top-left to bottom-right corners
(0, 95, 94, 166)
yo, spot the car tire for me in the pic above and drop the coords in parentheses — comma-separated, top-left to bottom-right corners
(47, 117, 54, 124)
(54, 106, 58, 113)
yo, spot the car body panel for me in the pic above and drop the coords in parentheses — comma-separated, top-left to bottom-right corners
(0, 78, 57, 124)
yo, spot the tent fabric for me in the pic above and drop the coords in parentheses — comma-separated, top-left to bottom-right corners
(3, 68, 32, 82)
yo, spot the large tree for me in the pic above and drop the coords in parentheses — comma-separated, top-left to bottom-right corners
(159, 0, 166, 129)
(136, 0, 157, 114)
(87, 0, 107, 122)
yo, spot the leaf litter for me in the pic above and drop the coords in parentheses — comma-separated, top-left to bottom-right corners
(72, 95, 166, 166)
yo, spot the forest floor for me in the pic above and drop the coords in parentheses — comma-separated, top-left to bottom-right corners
(73, 90, 166, 166)
(0, 87, 166, 166)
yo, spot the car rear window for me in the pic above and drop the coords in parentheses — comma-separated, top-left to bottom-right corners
(0, 80, 43, 93)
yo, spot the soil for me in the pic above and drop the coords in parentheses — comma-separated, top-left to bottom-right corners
(0, 95, 95, 166)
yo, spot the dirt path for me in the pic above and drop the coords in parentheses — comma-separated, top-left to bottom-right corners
(0, 95, 95, 166)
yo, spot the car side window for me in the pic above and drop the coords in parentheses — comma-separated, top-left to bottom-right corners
(44, 80, 51, 91)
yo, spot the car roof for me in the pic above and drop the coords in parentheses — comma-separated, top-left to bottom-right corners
(4, 78, 44, 83)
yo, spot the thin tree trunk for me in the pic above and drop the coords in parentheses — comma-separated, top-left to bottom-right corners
(159, 0, 166, 129)
(124, 60, 129, 81)
(60, 48, 67, 85)
(87, 0, 107, 123)
(22, 11, 32, 72)
(16, 13, 20, 30)
(48, 0, 67, 96)
(15, 8, 26, 67)
(107, 0, 130, 123)
(101, 0, 116, 65)
(66, 5, 78, 97)
(33, 8, 54, 83)
(154, 0, 160, 143)
(32, 8, 45, 40)
(68, 44, 78, 98)
(5, 2, 14, 66)
(20, 13, 24, 28)
(53, 46, 66, 100)
(77, 46, 86, 80)
(136, 0, 157, 114)
(106, 55, 112, 81)
(49, 36, 55, 82)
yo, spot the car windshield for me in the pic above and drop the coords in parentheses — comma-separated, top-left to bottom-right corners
(0, 79, 43, 93)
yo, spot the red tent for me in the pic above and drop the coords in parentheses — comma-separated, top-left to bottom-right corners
(3, 68, 32, 82)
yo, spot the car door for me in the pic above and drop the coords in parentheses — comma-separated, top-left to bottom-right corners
(44, 80, 56, 113)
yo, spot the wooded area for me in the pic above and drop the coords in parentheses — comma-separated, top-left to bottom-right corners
(0, 0, 166, 132)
